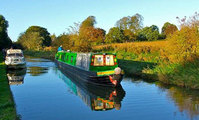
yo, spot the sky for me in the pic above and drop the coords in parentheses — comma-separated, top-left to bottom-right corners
(0, 0, 199, 41)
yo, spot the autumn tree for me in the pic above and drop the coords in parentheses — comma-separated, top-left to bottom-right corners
(0, 15, 12, 50)
(161, 22, 178, 37)
(17, 26, 51, 50)
(74, 16, 105, 52)
(80, 16, 96, 29)
(52, 33, 71, 50)
(105, 27, 125, 43)
(163, 12, 199, 63)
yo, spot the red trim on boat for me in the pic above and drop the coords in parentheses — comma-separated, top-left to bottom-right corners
(109, 76, 117, 86)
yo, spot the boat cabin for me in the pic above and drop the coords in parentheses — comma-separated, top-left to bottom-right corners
(55, 52, 118, 76)
(5, 49, 26, 69)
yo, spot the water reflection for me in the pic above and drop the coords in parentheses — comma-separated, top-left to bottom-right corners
(7, 68, 26, 85)
(56, 69, 126, 111)
(27, 67, 48, 76)
(163, 85, 199, 119)
(130, 79, 199, 120)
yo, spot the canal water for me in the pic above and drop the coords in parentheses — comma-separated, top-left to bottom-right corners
(8, 58, 199, 120)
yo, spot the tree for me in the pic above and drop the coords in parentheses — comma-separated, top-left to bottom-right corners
(68, 16, 105, 52)
(116, 13, 143, 33)
(137, 25, 160, 41)
(52, 33, 71, 50)
(0, 15, 12, 50)
(116, 13, 144, 41)
(80, 16, 96, 29)
(79, 27, 105, 44)
(17, 26, 51, 50)
(26, 26, 51, 46)
(161, 22, 178, 37)
(105, 27, 125, 43)
(50, 34, 56, 42)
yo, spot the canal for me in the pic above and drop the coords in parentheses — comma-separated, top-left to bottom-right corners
(8, 58, 199, 120)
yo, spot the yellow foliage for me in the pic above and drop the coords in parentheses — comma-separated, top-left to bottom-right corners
(163, 25, 199, 64)
(93, 40, 168, 55)
(44, 46, 53, 51)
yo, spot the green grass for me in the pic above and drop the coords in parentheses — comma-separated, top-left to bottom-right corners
(23, 50, 56, 60)
(0, 53, 18, 120)
(153, 60, 199, 89)
(118, 59, 157, 80)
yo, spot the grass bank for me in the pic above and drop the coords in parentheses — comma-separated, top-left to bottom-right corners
(24, 50, 56, 60)
(0, 53, 18, 120)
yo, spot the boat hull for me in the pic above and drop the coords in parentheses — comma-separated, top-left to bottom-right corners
(55, 60, 123, 87)
(6, 63, 26, 69)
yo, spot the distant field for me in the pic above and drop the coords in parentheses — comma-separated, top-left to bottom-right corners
(93, 40, 168, 54)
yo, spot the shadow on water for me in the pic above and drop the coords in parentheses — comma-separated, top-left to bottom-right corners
(7, 68, 26, 85)
(118, 59, 157, 79)
(55, 68, 126, 111)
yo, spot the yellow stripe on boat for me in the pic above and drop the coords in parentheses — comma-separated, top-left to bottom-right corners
(97, 70, 115, 76)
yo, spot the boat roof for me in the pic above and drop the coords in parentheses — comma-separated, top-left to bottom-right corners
(57, 51, 116, 55)
(7, 49, 23, 54)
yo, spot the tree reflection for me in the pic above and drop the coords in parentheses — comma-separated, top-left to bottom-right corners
(167, 87, 199, 119)
(156, 82, 199, 119)
(27, 67, 48, 76)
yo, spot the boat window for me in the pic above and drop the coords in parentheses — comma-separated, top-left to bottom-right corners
(71, 56, 73, 63)
(105, 55, 114, 66)
(61, 54, 65, 61)
(7, 53, 15, 57)
(94, 55, 104, 66)
(16, 53, 23, 57)
(66, 55, 69, 62)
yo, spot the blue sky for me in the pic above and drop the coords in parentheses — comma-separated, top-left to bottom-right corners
(0, 0, 199, 41)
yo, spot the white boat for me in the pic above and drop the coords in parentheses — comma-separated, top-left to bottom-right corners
(5, 49, 26, 69)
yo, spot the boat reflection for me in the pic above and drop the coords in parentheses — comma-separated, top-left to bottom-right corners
(56, 69, 126, 111)
(7, 68, 26, 85)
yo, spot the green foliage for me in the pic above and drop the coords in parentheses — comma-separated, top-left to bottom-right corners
(116, 13, 144, 41)
(137, 25, 160, 41)
(24, 50, 56, 60)
(116, 13, 143, 33)
(153, 60, 199, 89)
(105, 27, 125, 43)
(17, 26, 51, 50)
(0, 15, 12, 50)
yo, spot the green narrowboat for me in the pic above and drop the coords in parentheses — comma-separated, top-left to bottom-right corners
(55, 51, 123, 87)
